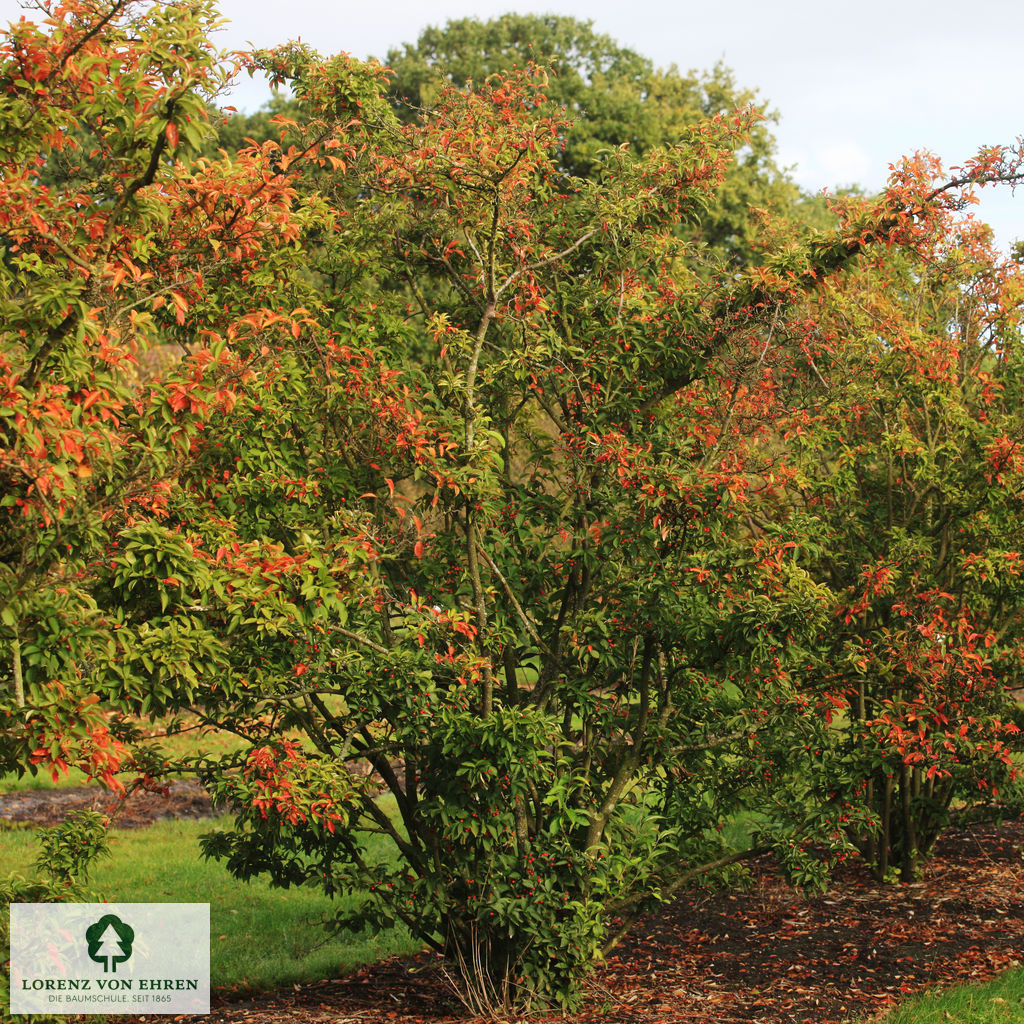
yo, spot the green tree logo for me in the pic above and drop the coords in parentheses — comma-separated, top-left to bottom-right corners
(85, 914, 134, 973)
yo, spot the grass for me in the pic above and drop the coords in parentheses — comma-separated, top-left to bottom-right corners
(856, 970, 1024, 1024)
(0, 815, 422, 993)
(867, 970, 1024, 1024)
(1, 765, 92, 792)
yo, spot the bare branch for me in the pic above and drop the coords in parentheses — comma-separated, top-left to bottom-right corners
(476, 540, 552, 657)
(495, 227, 600, 299)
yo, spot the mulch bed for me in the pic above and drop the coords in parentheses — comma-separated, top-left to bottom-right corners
(3, 783, 1021, 1023)
(0, 779, 214, 829)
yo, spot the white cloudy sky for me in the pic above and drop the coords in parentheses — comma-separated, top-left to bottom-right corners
(3, 0, 1022, 248)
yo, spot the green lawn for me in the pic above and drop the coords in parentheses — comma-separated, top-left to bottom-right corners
(0, 816, 421, 993)
(1, 765, 93, 793)
(870, 970, 1024, 1024)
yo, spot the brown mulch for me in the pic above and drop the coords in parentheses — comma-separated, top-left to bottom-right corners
(0, 779, 214, 828)
(0, 756, 403, 830)
(3, 783, 1022, 1023)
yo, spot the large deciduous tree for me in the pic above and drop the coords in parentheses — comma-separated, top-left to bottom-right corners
(188, 51, 1023, 1010)
(189, 60, 844, 1010)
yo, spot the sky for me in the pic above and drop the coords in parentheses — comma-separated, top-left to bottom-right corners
(3, 0, 1022, 249)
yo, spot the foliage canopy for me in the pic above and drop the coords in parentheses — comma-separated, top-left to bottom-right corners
(2, 1, 1023, 1011)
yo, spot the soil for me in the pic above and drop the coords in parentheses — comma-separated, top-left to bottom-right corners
(0, 779, 214, 829)
(3, 783, 1021, 1024)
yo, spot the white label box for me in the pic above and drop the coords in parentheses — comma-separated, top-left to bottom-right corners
(10, 903, 209, 1015)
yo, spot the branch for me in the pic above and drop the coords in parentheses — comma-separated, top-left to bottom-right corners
(495, 227, 600, 299)
(531, 386, 568, 434)
(37, 230, 94, 274)
(635, 164, 1024, 417)
(335, 626, 390, 656)
(925, 167, 1024, 203)
(11, 631, 24, 708)
(459, 223, 501, 713)
(23, 310, 79, 390)
(110, 263, 232, 319)
(584, 641, 654, 850)
(665, 731, 744, 755)
(97, 104, 173, 261)
(52, 1, 130, 78)
(475, 540, 552, 657)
